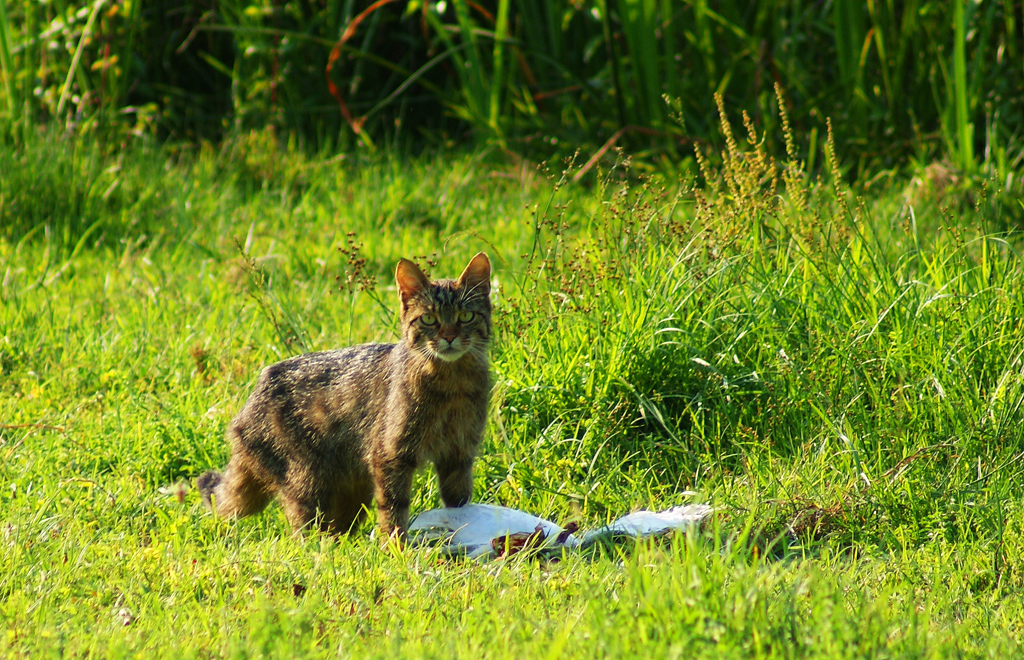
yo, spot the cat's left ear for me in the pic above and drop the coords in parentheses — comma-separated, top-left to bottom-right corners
(457, 252, 491, 293)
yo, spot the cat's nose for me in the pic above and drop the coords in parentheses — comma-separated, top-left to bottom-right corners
(439, 327, 458, 342)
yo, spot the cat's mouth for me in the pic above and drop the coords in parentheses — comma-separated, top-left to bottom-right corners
(432, 344, 467, 362)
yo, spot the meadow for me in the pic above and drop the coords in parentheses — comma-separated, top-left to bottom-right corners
(1, 101, 1023, 657)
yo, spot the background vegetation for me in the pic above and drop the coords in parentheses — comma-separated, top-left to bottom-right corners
(1, 0, 1023, 175)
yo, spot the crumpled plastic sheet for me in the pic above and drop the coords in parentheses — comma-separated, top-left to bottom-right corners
(408, 502, 714, 559)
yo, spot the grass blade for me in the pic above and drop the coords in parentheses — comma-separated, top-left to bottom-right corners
(598, 0, 626, 129)
(452, 0, 487, 123)
(118, 0, 143, 104)
(834, 0, 866, 128)
(21, 0, 35, 140)
(0, 0, 18, 120)
(488, 0, 511, 139)
(57, 0, 106, 117)
(953, 0, 974, 171)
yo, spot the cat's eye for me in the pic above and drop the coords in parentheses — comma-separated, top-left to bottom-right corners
(457, 311, 475, 323)
(420, 313, 437, 325)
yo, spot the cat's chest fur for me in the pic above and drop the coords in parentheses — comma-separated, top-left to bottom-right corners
(381, 354, 489, 463)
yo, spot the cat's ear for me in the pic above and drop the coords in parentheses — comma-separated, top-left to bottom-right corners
(396, 258, 431, 304)
(457, 252, 491, 293)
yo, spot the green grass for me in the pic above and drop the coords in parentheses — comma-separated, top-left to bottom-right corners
(1, 123, 1024, 657)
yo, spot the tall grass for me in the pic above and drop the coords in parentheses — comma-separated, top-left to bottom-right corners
(1, 104, 1023, 656)
(952, 0, 975, 173)
(0, 0, 1021, 175)
(0, 0, 15, 121)
(832, 0, 866, 129)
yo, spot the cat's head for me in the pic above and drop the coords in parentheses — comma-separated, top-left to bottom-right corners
(395, 253, 492, 363)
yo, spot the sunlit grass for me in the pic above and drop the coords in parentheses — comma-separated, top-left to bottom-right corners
(1, 126, 1023, 656)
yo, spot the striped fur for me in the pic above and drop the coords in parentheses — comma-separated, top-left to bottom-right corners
(197, 253, 492, 538)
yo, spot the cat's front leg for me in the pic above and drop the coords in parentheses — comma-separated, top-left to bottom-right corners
(435, 450, 474, 508)
(371, 449, 417, 538)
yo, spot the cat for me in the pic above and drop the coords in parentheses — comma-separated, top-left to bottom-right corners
(197, 252, 492, 538)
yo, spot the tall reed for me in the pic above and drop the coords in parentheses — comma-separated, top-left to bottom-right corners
(0, 0, 1019, 177)
(0, 0, 17, 123)
(952, 0, 974, 172)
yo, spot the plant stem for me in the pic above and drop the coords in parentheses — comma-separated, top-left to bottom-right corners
(953, 0, 973, 172)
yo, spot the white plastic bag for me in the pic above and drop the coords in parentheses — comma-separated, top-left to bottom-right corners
(408, 502, 713, 559)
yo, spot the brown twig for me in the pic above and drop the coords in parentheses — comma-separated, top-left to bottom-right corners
(573, 125, 683, 183)
(326, 0, 402, 134)
(1, 423, 66, 432)
(881, 443, 956, 481)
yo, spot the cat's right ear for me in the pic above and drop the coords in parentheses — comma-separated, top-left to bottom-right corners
(396, 258, 431, 305)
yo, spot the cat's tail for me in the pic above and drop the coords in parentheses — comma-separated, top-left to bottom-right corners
(196, 462, 273, 518)
(196, 470, 223, 509)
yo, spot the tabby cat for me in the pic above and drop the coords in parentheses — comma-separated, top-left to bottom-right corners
(197, 252, 492, 538)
